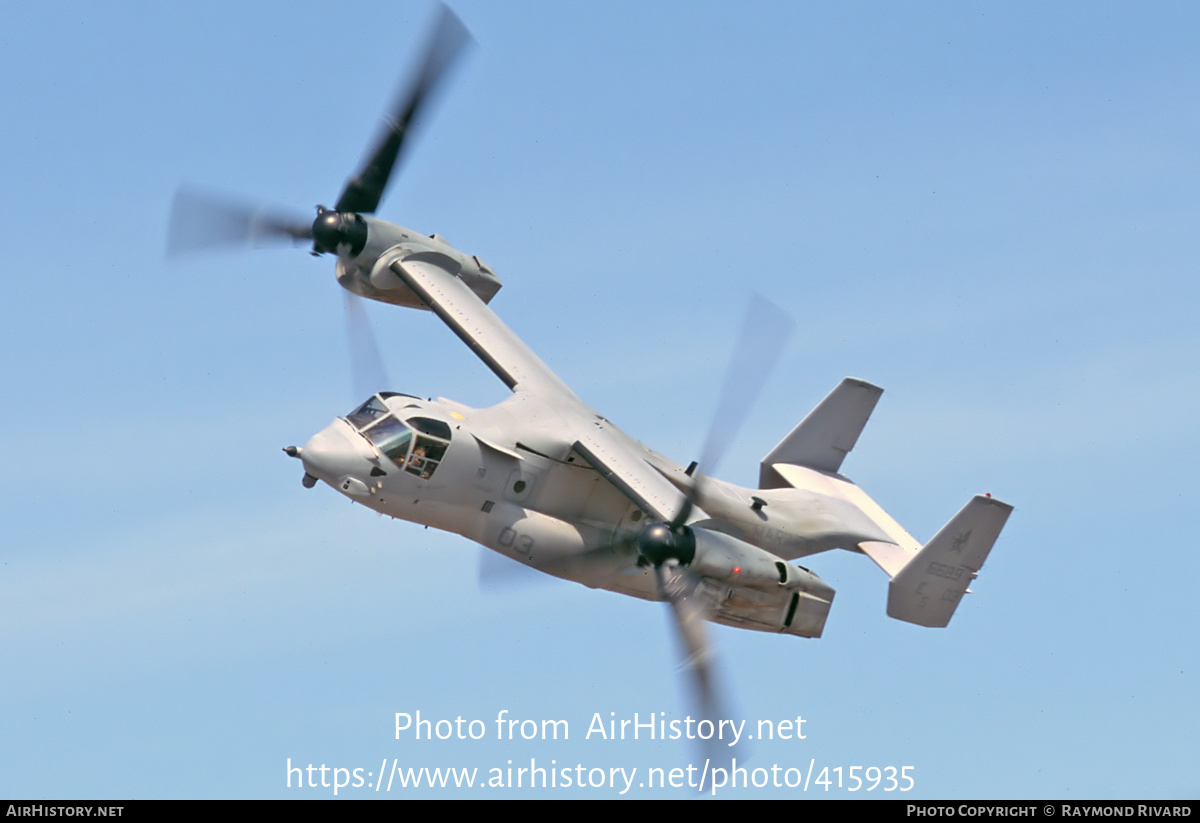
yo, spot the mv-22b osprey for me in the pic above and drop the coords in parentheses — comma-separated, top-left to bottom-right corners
(170, 6, 1011, 702)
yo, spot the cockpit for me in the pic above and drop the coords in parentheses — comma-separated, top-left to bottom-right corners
(344, 393, 453, 480)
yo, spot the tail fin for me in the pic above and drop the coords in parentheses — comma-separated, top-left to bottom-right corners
(864, 495, 1012, 628)
(760, 378, 882, 487)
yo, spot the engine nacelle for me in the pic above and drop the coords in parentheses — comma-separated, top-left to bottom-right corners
(691, 527, 834, 599)
(689, 528, 835, 638)
(334, 221, 502, 310)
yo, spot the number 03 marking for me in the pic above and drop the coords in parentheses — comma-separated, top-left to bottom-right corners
(498, 527, 535, 555)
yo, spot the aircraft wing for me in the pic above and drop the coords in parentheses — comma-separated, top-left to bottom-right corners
(572, 427, 686, 524)
(386, 248, 693, 524)
(387, 251, 579, 401)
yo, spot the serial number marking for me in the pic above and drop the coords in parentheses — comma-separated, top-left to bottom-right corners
(926, 561, 965, 581)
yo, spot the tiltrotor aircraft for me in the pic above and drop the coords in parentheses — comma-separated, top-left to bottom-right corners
(170, 6, 1011, 713)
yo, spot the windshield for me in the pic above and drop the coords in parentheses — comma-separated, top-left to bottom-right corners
(343, 397, 452, 478)
(361, 416, 414, 464)
(346, 396, 389, 430)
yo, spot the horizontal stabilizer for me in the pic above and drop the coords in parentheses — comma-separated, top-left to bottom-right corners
(760, 378, 882, 485)
(886, 495, 1013, 628)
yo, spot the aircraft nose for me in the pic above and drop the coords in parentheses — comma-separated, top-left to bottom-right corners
(300, 421, 374, 496)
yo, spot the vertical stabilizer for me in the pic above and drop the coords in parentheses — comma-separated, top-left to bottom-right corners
(884, 495, 1013, 628)
(760, 378, 883, 486)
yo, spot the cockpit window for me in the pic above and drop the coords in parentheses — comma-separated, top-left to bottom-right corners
(361, 416, 414, 463)
(404, 416, 452, 479)
(346, 396, 389, 430)
(407, 417, 452, 440)
(344, 401, 454, 479)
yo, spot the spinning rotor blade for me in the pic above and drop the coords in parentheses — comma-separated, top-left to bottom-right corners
(672, 294, 795, 529)
(335, 4, 472, 215)
(476, 548, 574, 593)
(343, 291, 392, 400)
(655, 565, 717, 706)
(166, 188, 312, 255)
(654, 563, 733, 776)
(170, 6, 473, 260)
(697, 293, 795, 474)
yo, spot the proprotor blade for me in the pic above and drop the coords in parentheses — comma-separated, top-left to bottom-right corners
(655, 564, 717, 707)
(670, 293, 795, 529)
(654, 563, 733, 777)
(334, 4, 472, 215)
(166, 188, 312, 255)
(343, 291, 391, 401)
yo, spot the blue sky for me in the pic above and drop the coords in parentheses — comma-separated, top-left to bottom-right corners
(2, 0, 1198, 799)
